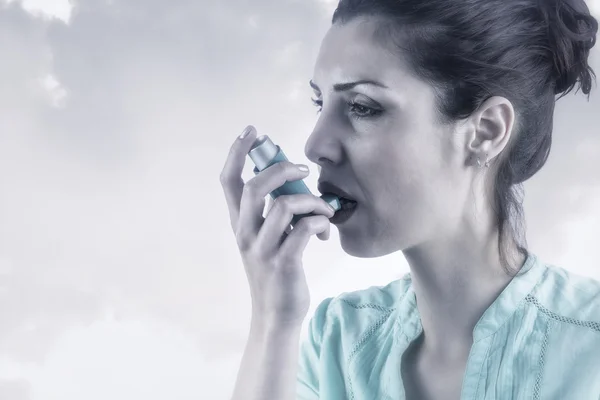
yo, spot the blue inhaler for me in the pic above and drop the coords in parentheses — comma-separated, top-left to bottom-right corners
(247, 135, 341, 227)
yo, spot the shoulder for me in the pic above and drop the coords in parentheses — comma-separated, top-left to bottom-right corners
(528, 262, 600, 330)
(309, 273, 412, 341)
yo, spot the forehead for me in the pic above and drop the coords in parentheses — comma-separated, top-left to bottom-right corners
(312, 17, 411, 87)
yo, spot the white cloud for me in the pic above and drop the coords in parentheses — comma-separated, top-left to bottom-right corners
(272, 40, 305, 67)
(20, 312, 237, 400)
(3, 0, 72, 23)
(246, 14, 260, 29)
(590, 0, 600, 18)
(0, 0, 599, 399)
(32, 73, 68, 108)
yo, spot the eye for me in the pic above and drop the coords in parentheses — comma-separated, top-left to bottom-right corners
(311, 98, 323, 115)
(310, 98, 382, 120)
(348, 101, 382, 119)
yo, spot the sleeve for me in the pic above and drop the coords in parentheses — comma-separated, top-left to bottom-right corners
(296, 296, 334, 400)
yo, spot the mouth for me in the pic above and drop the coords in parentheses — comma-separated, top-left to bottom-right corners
(317, 181, 358, 210)
(338, 197, 358, 210)
(329, 197, 358, 224)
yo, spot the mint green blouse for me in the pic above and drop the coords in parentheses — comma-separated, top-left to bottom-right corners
(296, 252, 600, 399)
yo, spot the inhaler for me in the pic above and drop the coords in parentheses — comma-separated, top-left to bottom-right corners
(247, 135, 341, 227)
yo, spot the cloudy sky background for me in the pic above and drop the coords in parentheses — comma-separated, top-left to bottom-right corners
(0, 0, 599, 399)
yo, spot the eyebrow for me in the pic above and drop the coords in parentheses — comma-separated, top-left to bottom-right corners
(309, 79, 389, 92)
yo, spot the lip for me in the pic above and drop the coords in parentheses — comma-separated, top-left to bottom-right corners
(317, 180, 356, 201)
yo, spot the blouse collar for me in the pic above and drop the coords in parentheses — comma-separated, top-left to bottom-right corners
(393, 252, 547, 343)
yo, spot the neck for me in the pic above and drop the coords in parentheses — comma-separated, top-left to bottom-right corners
(403, 225, 526, 363)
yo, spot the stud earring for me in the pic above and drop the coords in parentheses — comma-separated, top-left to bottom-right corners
(476, 153, 490, 168)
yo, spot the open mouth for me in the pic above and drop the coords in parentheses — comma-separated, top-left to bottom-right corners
(339, 197, 358, 210)
(330, 197, 359, 224)
(321, 192, 358, 211)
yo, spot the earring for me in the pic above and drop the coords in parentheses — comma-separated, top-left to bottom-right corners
(476, 153, 490, 168)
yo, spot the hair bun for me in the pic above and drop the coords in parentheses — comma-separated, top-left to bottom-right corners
(540, 0, 598, 96)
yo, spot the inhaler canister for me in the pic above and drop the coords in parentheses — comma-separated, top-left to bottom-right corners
(247, 135, 341, 227)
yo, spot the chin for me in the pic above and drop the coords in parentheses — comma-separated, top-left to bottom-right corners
(338, 232, 403, 258)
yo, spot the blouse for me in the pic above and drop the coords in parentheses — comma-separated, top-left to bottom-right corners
(296, 252, 600, 399)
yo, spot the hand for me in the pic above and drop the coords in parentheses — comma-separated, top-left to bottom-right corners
(220, 126, 335, 326)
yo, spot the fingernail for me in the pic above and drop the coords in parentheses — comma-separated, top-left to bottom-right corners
(297, 164, 309, 172)
(239, 126, 252, 140)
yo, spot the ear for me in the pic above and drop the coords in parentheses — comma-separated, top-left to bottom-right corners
(465, 96, 516, 165)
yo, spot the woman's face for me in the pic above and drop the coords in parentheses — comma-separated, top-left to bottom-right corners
(305, 16, 481, 258)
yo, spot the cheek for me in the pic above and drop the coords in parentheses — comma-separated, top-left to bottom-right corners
(369, 160, 425, 214)
(371, 147, 447, 216)
(357, 127, 442, 209)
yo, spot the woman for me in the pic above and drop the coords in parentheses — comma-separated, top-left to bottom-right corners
(221, 0, 600, 399)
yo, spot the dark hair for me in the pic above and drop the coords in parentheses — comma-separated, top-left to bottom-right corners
(332, 0, 598, 276)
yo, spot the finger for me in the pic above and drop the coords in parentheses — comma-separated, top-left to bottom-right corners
(276, 225, 293, 248)
(257, 193, 334, 254)
(265, 196, 293, 236)
(237, 161, 310, 250)
(316, 225, 330, 241)
(278, 215, 331, 262)
(263, 195, 275, 217)
(219, 125, 257, 233)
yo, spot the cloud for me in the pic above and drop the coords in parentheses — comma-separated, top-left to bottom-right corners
(3, 0, 72, 22)
(0, 0, 332, 378)
(0, 0, 599, 398)
(22, 312, 238, 400)
(0, 378, 31, 400)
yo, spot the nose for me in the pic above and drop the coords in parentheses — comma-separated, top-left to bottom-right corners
(304, 121, 343, 170)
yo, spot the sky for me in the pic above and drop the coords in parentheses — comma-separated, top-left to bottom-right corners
(0, 0, 599, 398)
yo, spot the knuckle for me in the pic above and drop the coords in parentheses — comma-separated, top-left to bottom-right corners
(228, 142, 239, 155)
(278, 161, 291, 172)
(277, 194, 293, 207)
(244, 246, 262, 263)
(235, 230, 252, 252)
(274, 195, 294, 214)
(242, 179, 257, 195)
(219, 171, 228, 184)
(275, 161, 294, 175)
(293, 216, 314, 232)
